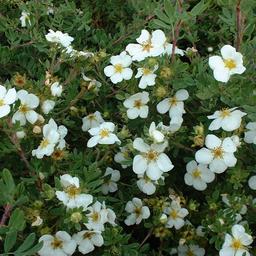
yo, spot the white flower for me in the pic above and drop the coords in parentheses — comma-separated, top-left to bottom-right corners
(0, 85, 16, 118)
(32, 216, 43, 227)
(196, 226, 206, 237)
(20, 11, 31, 27)
(101, 201, 117, 226)
(162, 200, 189, 229)
(32, 119, 61, 159)
(114, 146, 130, 168)
(86, 201, 108, 231)
(123, 92, 149, 119)
(135, 65, 158, 89)
(157, 117, 183, 134)
(207, 107, 246, 131)
(178, 244, 205, 256)
(209, 45, 246, 83)
(137, 175, 157, 195)
(56, 125, 68, 150)
(157, 89, 189, 118)
(51, 82, 63, 97)
(164, 43, 184, 56)
(87, 122, 120, 147)
(82, 73, 102, 89)
(82, 111, 104, 132)
(149, 122, 165, 143)
(104, 51, 133, 84)
(42, 100, 55, 114)
(244, 122, 256, 144)
(195, 134, 237, 174)
(55, 174, 93, 210)
(101, 167, 120, 195)
(132, 138, 174, 180)
(124, 197, 150, 226)
(184, 160, 215, 191)
(219, 224, 253, 256)
(248, 175, 256, 190)
(38, 231, 77, 256)
(45, 29, 74, 47)
(16, 130, 26, 139)
(231, 135, 241, 148)
(126, 29, 166, 61)
(73, 230, 103, 255)
(12, 90, 39, 126)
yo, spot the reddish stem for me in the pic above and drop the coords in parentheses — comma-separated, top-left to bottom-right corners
(236, 0, 244, 51)
(0, 204, 12, 226)
(171, 0, 183, 63)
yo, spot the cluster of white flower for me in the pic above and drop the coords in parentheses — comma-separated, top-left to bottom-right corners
(104, 29, 183, 84)
(160, 199, 189, 230)
(82, 110, 120, 148)
(45, 29, 93, 58)
(39, 174, 117, 255)
(32, 118, 67, 159)
(184, 106, 247, 191)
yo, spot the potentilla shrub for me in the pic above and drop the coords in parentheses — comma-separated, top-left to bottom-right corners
(0, 0, 256, 255)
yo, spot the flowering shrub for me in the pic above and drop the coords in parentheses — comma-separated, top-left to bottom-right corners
(0, 0, 256, 255)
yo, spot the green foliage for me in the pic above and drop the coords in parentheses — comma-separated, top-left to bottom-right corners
(0, 0, 256, 255)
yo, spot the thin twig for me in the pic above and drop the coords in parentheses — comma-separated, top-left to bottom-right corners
(139, 228, 153, 248)
(171, 0, 183, 63)
(0, 204, 12, 226)
(235, 0, 244, 51)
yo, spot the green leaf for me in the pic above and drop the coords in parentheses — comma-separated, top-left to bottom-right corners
(4, 230, 17, 252)
(190, 0, 208, 16)
(15, 241, 43, 256)
(152, 19, 170, 30)
(16, 233, 36, 252)
(155, 9, 170, 24)
(8, 209, 25, 232)
(164, 0, 174, 17)
(2, 169, 15, 192)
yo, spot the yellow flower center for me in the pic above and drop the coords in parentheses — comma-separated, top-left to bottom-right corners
(224, 58, 236, 70)
(88, 114, 96, 121)
(114, 64, 123, 73)
(145, 150, 158, 161)
(192, 168, 201, 178)
(51, 237, 63, 249)
(65, 185, 81, 198)
(169, 97, 177, 106)
(39, 139, 49, 148)
(0, 99, 4, 106)
(169, 210, 178, 219)
(186, 250, 195, 256)
(220, 108, 231, 118)
(143, 68, 152, 75)
(19, 104, 29, 113)
(134, 207, 142, 216)
(99, 128, 110, 138)
(83, 232, 93, 239)
(212, 147, 224, 159)
(142, 42, 153, 52)
(90, 212, 100, 222)
(231, 239, 243, 250)
(134, 99, 143, 109)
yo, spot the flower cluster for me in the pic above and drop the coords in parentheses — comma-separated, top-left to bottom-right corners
(39, 174, 116, 255)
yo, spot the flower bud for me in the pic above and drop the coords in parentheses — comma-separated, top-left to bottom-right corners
(70, 212, 82, 223)
(33, 125, 41, 134)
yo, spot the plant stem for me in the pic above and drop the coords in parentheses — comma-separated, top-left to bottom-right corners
(0, 204, 12, 226)
(139, 228, 153, 248)
(235, 0, 244, 51)
(171, 0, 183, 63)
